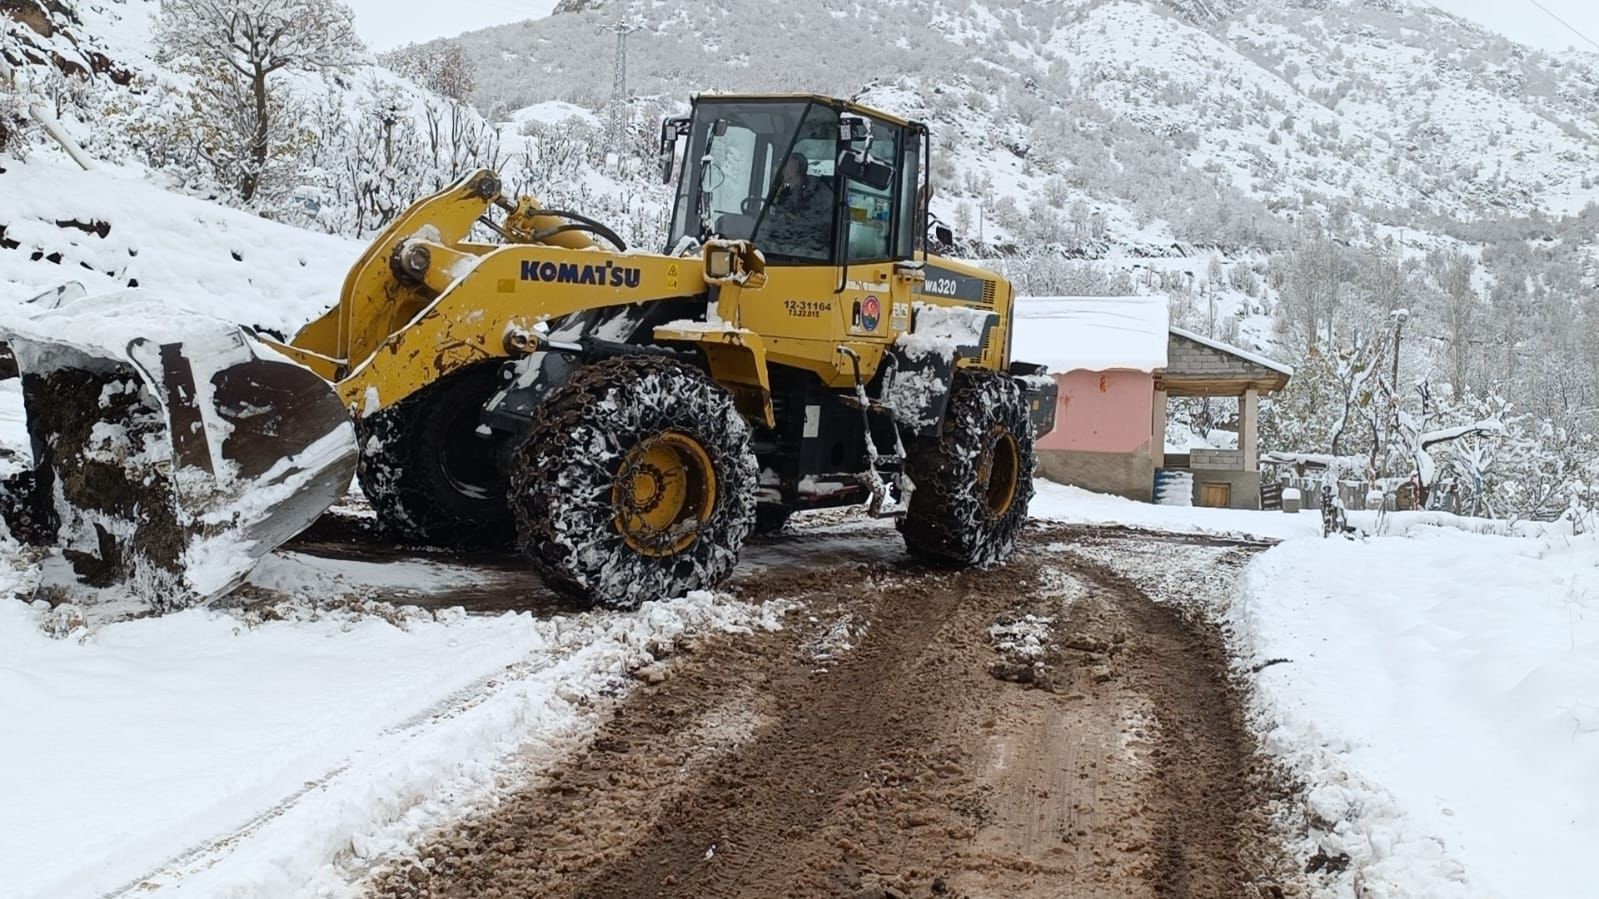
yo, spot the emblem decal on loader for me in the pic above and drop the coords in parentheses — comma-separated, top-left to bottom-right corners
(860, 295, 881, 331)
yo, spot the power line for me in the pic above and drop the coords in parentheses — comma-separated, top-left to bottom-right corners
(1520, 0, 1599, 53)
(1413, 0, 1599, 54)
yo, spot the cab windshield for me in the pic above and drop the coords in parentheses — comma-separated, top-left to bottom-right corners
(667, 99, 840, 264)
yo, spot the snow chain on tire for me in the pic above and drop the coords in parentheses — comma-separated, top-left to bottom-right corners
(510, 355, 758, 609)
(898, 370, 1036, 567)
(355, 362, 515, 550)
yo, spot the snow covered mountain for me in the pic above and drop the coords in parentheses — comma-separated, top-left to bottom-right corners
(420, 0, 1599, 459)
(442, 0, 1599, 229)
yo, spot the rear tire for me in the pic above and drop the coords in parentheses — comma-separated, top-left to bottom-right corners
(510, 355, 757, 609)
(898, 371, 1035, 567)
(355, 363, 514, 549)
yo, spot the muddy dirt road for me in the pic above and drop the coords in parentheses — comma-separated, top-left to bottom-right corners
(351, 521, 1296, 899)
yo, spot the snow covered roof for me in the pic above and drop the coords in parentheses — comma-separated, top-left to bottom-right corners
(1169, 326, 1294, 376)
(1010, 296, 1169, 374)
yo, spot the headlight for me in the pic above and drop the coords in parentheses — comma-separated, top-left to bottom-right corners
(706, 249, 734, 278)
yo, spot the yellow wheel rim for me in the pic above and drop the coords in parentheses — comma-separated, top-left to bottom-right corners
(979, 426, 1020, 518)
(612, 431, 718, 557)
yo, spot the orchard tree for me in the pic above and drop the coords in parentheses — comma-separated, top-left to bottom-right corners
(380, 43, 475, 104)
(154, 0, 364, 202)
(1439, 250, 1478, 400)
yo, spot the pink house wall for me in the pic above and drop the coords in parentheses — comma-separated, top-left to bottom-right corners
(1035, 370, 1154, 453)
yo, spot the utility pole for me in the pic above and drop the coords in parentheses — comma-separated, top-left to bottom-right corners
(1391, 308, 1407, 395)
(1391, 234, 1405, 392)
(600, 20, 642, 166)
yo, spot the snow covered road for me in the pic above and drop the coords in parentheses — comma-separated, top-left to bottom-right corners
(2, 484, 1593, 898)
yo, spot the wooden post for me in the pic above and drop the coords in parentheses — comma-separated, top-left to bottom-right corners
(1241, 387, 1259, 471)
(1150, 384, 1167, 470)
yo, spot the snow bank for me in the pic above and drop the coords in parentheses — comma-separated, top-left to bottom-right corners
(0, 591, 788, 898)
(1011, 295, 1169, 374)
(0, 159, 359, 333)
(1031, 479, 1320, 542)
(1233, 529, 1599, 898)
(506, 99, 602, 129)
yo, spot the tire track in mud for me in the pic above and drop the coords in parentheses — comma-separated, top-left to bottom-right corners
(282, 510, 904, 615)
(367, 526, 1297, 899)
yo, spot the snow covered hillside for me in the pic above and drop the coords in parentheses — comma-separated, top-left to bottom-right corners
(12, 0, 1599, 421)
(0, 159, 359, 328)
(444, 0, 1599, 232)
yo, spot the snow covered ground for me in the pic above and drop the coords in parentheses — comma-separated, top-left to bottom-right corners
(0, 471, 1591, 898)
(1235, 528, 1598, 899)
(1032, 479, 1322, 541)
(0, 581, 787, 899)
(0, 379, 23, 462)
(0, 159, 358, 328)
(1036, 481, 1596, 898)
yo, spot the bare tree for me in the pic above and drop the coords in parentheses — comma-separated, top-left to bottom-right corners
(1280, 226, 1348, 351)
(1440, 250, 1478, 400)
(154, 0, 364, 202)
(381, 43, 475, 104)
(1388, 383, 1502, 508)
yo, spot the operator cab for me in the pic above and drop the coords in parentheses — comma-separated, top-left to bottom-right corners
(660, 95, 927, 266)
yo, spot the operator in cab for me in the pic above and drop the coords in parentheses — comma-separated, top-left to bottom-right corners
(763, 151, 832, 258)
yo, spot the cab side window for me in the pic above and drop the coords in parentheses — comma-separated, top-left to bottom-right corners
(844, 127, 900, 264)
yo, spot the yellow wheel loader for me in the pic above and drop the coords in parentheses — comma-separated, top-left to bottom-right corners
(0, 94, 1058, 609)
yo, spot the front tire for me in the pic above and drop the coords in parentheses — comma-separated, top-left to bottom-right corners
(355, 363, 514, 549)
(898, 371, 1036, 567)
(510, 355, 758, 609)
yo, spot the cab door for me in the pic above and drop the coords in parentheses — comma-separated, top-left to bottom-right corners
(835, 123, 921, 345)
(732, 119, 920, 377)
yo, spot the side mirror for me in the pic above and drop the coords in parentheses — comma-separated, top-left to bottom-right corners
(934, 224, 954, 246)
(837, 150, 895, 191)
(658, 115, 689, 184)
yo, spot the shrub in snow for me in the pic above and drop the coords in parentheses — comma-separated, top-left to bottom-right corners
(151, 0, 366, 203)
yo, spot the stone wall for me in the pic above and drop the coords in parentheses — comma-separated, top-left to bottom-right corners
(1166, 333, 1281, 382)
(1037, 447, 1155, 503)
(1189, 448, 1244, 471)
(1188, 468, 1262, 510)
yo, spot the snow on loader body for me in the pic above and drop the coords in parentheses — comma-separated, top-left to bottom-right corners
(3, 94, 1059, 611)
(0, 291, 357, 607)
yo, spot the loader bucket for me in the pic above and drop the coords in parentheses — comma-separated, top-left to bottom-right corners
(1, 292, 357, 606)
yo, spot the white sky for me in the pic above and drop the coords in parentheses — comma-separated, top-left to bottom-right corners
(344, 0, 561, 51)
(341, 0, 1599, 56)
(1424, 0, 1599, 53)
